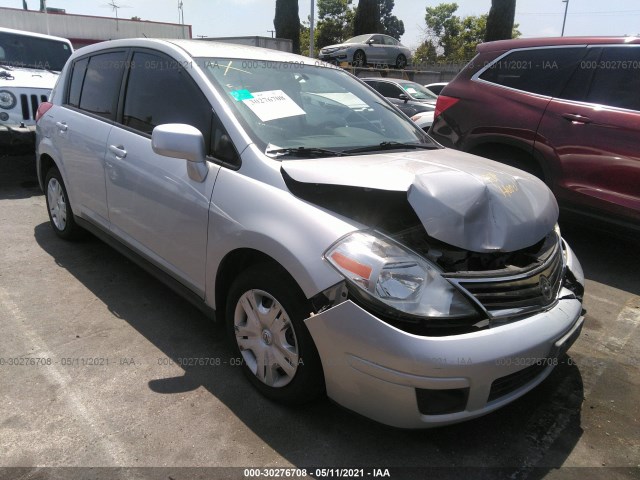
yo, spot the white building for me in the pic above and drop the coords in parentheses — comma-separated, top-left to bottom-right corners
(0, 6, 191, 48)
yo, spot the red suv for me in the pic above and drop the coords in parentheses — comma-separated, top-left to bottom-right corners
(430, 37, 640, 232)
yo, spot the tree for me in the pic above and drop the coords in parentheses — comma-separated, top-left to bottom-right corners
(379, 0, 404, 40)
(421, 3, 519, 63)
(274, 0, 301, 54)
(485, 0, 516, 42)
(315, 0, 354, 49)
(353, 0, 381, 36)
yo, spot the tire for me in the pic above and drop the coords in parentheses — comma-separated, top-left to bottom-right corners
(395, 54, 407, 69)
(352, 50, 366, 68)
(44, 167, 83, 240)
(226, 263, 325, 404)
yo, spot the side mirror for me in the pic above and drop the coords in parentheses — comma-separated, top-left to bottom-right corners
(152, 124, 206, 163)
(152, 124, 208, 182)
(367, 39, 375, 45)
(398, 93, 409, 103)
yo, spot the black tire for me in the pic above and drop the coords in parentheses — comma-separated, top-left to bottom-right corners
(352, 50, 367, 68)
(395, 54, 407, 69)
(44, 167, 83, 240)
(225, 263, 325, 404)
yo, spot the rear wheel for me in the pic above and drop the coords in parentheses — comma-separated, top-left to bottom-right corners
(352, 50, 367, 67)
(395, 54, 407, 69)
(226, 264, 324, 404)
(44, 167, 83, 240)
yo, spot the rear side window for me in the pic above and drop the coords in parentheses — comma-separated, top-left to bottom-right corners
(67, 58, 88, 108)
(77, 51, 127, 120)
(586, 46, 640, 111)
(122, 51, 212, 146)
(479, 47, 586, 97)
(376, 82, 403, 98)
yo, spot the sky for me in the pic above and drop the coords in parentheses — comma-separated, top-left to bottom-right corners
(1, 0, 639, 50)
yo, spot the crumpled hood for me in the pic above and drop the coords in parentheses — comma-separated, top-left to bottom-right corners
(280, 148, 559, 253)
(0, 67, 59, 89)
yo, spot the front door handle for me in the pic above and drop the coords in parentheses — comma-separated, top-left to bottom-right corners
(108, 144, 127, 159)
(55, 121, 68, 132)
(562, 113, 592, 124)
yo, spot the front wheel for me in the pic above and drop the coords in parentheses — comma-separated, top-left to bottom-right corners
(44, 167, 83, 240)
(352, 50, 367, 68)
(226, 264, 325, 404)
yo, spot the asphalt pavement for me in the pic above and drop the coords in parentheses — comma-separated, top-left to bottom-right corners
(0, 154, 638, 480)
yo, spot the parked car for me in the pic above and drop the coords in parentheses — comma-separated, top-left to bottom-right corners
(424, 82, 448, 96)
(430, 36, 640, 232)
(37, 38, 584, 428)
(0, 27, 72, 154)
(362, 77, 437, 117)
(318, 34, 411, 68)
(411, 109, 435, 132)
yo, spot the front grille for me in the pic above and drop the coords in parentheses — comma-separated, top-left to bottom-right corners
(488, 363, 547, 402)
(19, 94, 47, 120)
(453, 243, 564, 319)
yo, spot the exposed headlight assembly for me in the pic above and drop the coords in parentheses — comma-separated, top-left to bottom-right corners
(0, 90, 17, 110)
(325, 231, 477, 319)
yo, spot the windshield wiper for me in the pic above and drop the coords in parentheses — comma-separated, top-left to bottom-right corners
(265, 146, 351, 158)
(343, 141, 438, 154)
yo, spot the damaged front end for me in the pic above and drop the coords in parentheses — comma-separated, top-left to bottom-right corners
(282, 153, 584, 336)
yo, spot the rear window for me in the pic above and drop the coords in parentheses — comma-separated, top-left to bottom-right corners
(479, 47, 586, 97)
(77, 51, 127, 120)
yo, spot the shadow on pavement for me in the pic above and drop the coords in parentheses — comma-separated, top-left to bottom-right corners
(0, 154, 41, 200)
(33, 221, 586, 478)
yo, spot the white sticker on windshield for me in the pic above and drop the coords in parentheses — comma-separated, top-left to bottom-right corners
(405, 87, 417, 94)
(242, 90, 306, 122)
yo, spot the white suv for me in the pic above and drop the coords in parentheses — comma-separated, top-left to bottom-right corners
(0, 27, 72, 154)
(36, 38, 585, 428)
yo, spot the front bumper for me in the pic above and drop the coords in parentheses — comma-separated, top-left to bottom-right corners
(0, 124, 36, 154)
(305, 244, 585, 428)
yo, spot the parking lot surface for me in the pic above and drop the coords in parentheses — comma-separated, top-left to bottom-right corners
(0, 155, 638, 480)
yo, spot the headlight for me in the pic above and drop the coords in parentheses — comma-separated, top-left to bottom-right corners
(0, 90, 17, 110)
(324, 231, 477, 319)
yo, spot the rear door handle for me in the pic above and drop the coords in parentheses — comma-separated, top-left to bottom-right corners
(108, 144, 127, 159)
(55, 121, 68, 132)
(562, 113, 592, 124)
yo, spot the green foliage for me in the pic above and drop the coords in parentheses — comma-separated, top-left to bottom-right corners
(274, 0, 301, 54)
(353, 0, 381, 36)
(485, 0, 516, 42)
(419, 2, 520, 64)
(379, 0, 405, 40)
(316, 0, 354, 49)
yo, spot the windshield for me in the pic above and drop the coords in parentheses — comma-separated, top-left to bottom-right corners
(199, 58, 434, 158)
(0, 31, 71, 71)
(344, 35, 371, 44)
(401, 82, 438, 101)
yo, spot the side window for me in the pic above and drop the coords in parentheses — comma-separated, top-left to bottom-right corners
(371, 35, 383, 45)
(559, 47, 602, 102)
(384, 36, 398, 46)
(479, 47, 586, 97)
(78, 51, 127, 120)
(122, 51, 212, 148)
(67, 57, 88, 108)
(376, 82, 403, 98)
(586, 46, 640, 111)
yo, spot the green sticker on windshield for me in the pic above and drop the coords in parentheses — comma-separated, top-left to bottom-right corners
(230, 89, 253, 101)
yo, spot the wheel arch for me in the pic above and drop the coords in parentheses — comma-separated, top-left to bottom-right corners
(467, 141, 548, 183)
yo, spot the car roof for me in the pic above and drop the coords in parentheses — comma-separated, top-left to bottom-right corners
(0, 26, 72, 45)
(67, 38, 318, 65)
(478, 36, 640, 53)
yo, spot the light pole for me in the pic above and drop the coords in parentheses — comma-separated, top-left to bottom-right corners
(309, 0, 315, 58)
(561, 0, 569, 37)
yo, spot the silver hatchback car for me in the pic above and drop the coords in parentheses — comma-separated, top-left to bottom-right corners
(36, 39, 585, 428)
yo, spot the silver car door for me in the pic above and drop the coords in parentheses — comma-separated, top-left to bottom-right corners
(104, 50, 221, 296)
